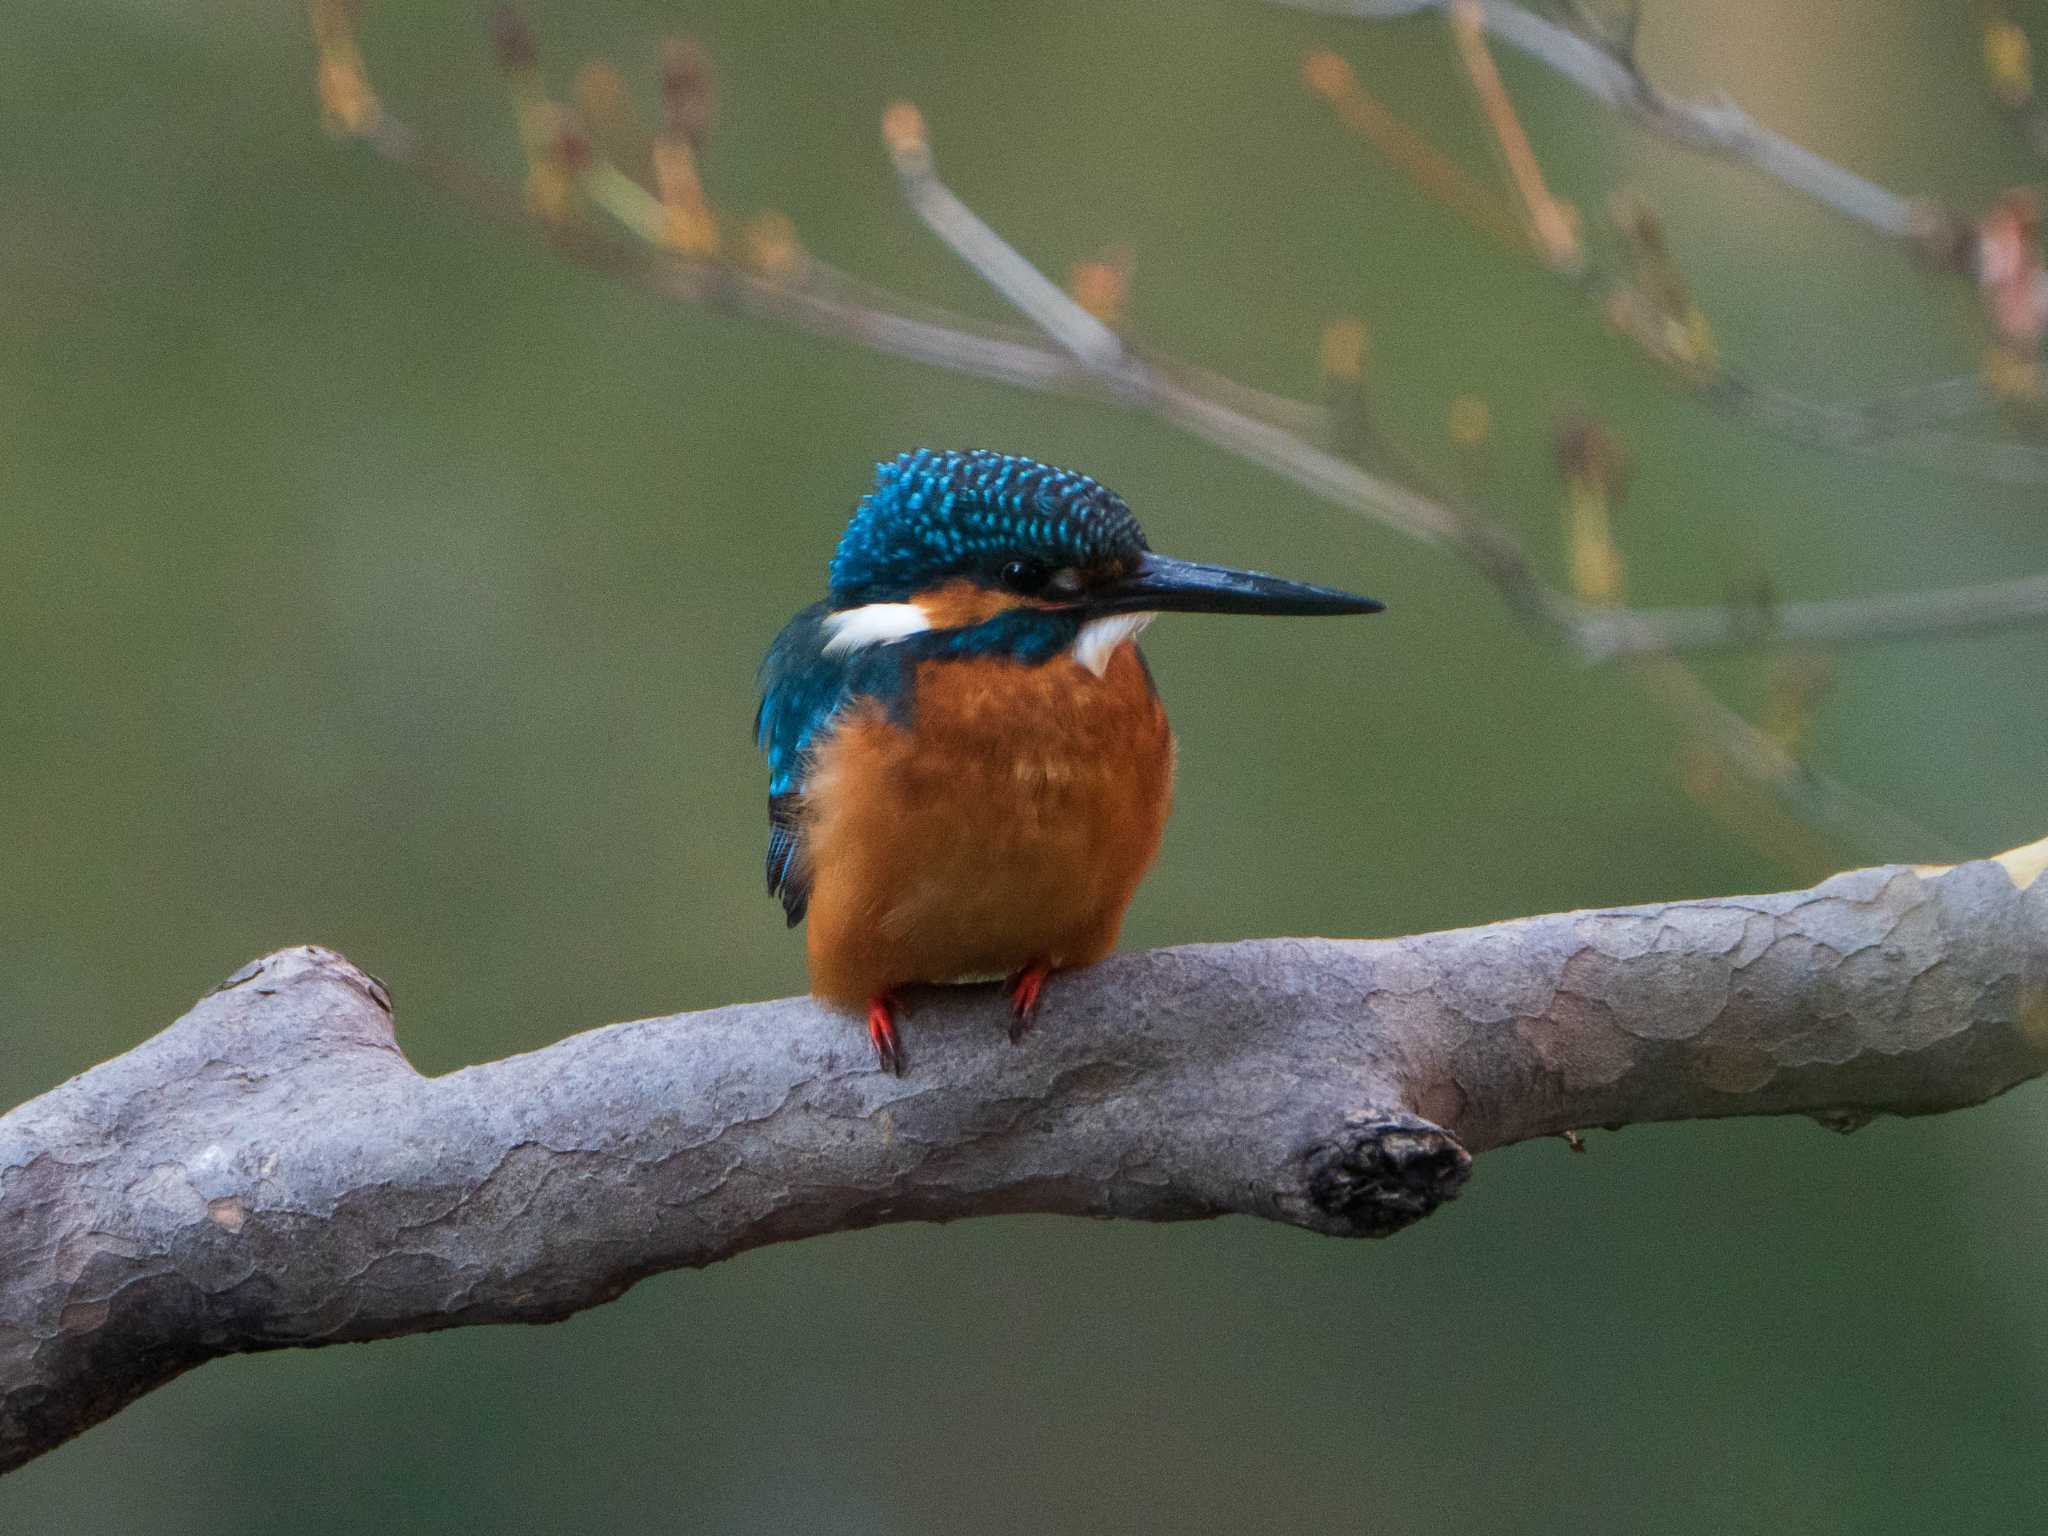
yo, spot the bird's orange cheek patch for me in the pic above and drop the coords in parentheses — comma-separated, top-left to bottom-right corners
(915, 579, 1066, 629)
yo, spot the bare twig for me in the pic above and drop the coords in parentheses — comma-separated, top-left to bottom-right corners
(882, 106, 1126, 370)
(311, 10, 2035, 862)
(1302, 49, 1534, 255)
(333, 50, 2048, 674)
(1574, 568, 2048, 661)
(5, 843, 2043, 1472)
(1447, 0, 1584, 271)
(1711, 370, 2048, 485)
(886, 108, 1966, 861)
(1265, 0, 1916, 236)
(1295, 13, 2048, 483)
(1625, 654, 1956, 859)
(1842, 372, 1996, 432)
(880, 104, 1480, 551)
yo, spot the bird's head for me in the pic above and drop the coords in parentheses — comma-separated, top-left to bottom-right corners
(821, 450, 1380, 666)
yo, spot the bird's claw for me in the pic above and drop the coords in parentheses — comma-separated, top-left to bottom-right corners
(1005, 965, 1049, 1044)
(866, 994, 905, 1075)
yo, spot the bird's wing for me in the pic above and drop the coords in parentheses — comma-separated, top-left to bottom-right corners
(753, 602, 912, 927)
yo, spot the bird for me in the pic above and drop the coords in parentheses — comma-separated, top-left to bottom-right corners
(754, 449, 1382, 1073)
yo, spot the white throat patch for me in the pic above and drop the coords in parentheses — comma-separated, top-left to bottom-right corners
(1073, 613, 1155, 678)
(820, 602, 932, 655)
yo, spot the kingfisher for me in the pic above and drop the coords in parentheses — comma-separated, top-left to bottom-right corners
(755, 449, 1382, 1073)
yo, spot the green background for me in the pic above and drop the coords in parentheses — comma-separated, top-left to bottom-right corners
(6, 0, 2046, 1529)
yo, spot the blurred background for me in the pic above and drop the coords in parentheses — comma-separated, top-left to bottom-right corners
(5, 0, 2048, 1529)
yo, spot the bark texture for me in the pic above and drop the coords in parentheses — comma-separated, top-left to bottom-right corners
(4, 847, 2045, 1473)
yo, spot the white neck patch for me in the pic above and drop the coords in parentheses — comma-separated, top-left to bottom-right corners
(1073, 613, 1155, 678)
(821, 602, 932, 655)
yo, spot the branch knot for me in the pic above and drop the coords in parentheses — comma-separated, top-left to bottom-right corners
(1300, 1111, 1471, 1238)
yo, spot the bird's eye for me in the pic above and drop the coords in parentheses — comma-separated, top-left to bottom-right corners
(999, 558, 1053, 595)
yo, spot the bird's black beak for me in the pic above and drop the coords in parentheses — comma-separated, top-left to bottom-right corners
(1086, 552, 1383, 618)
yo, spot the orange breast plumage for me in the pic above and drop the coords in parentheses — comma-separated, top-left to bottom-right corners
(798, 638, 1173, 1009)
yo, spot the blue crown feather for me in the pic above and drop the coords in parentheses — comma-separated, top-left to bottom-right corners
(828, 449, 1147, 602)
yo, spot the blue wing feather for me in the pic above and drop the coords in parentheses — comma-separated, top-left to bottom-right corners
(754, 602, 913, 926)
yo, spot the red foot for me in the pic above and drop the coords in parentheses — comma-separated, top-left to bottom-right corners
(1006, 965, 1051, 1044)
(867, 994, 905, 1076)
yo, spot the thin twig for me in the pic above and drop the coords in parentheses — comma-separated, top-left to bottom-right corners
(1302, 50, 1534, 256)
(319, 20, 2026, 863)
(1447, 0, 1584, 270)
(1266, 0, 1916, 236)
(348, 88, 2046, 682)
(886, 109, 1966, 861)
(882, 107, 1126, 370)
(881, 105, 1479, 552)
(366, 93, 1965, 859)
(1847, 371, 1997, 430)
(1574, 569, 2048, 661)
(1627, 654, 1958, 858)
(1294, 9, 2048, 482)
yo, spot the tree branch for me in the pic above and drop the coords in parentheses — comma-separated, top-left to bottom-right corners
(1293, 10, 2048, 485)
(1268, 0, 1917, 237)
(332, 27, 2048, 664)
(5, 842, 2045, 1473)
(884, 109, 1965, 864)
(1571, 569, 2048, 661)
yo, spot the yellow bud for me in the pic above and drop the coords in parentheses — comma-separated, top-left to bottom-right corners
(653, 139, 719, 256)
(1447, 394, 1491, 448)
(525, 162, 576, 224)
(1987, 20, 2034, 108)
(317, 52, 380, 137)
(517, 102, 585, 225)
(309, 0, 380, 137)
(1567, 480, 1626, 605)
(1986, 343, 2045, 402)
(1319, 318, 1368, 383)
(1068, 250, 1131, 327)
(1301, 50, 1356, 100)
(743, 211, 805, 282)
(1558, 413, 1627, 605)
(882, 102, 929, 173)
(1678, 308, 1719, 377)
